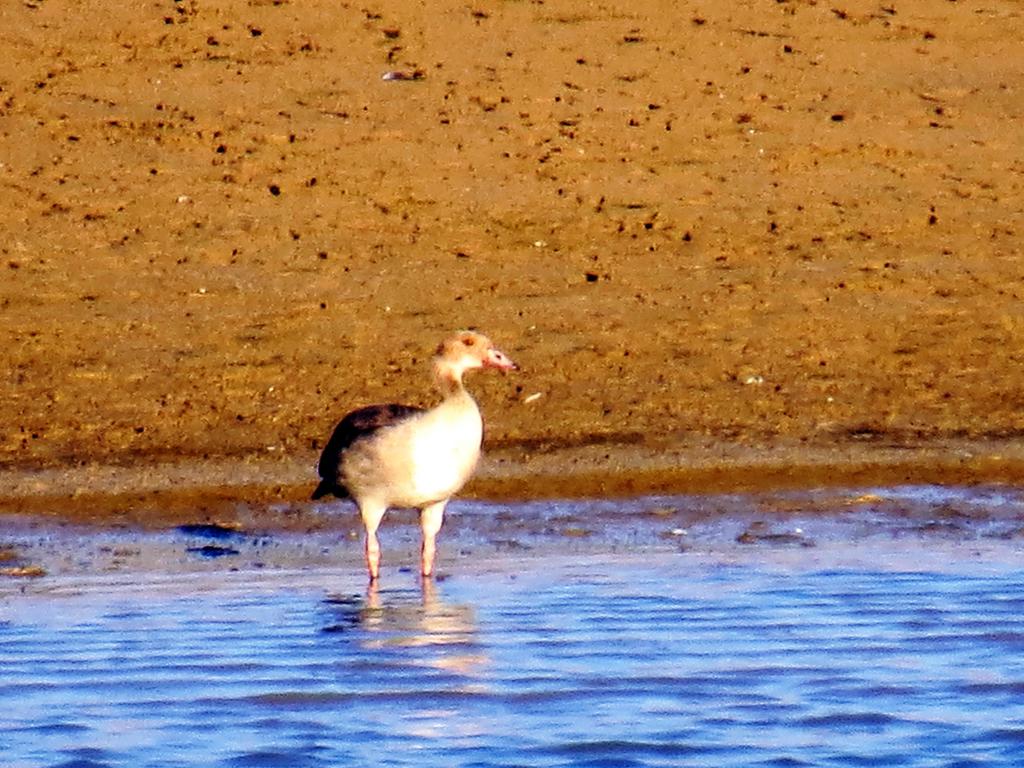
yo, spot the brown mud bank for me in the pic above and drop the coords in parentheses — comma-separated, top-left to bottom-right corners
(2, 1, 1024, 515)
(3, 436, 1024, 531)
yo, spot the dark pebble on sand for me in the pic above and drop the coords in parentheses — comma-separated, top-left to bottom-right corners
(177, 523, 245, 540)
(186, 545, 241, 558)
(737, 521, 814, 547)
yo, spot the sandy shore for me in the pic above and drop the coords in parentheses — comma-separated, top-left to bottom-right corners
(2, 1, 1024, 520)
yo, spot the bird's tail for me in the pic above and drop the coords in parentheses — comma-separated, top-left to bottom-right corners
(310, 479, 347, 501)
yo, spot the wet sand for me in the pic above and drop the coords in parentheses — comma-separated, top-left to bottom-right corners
(2, 484, 1023, 580)
(3, 435, 1024, 536)
(2, 1, 1024, 521)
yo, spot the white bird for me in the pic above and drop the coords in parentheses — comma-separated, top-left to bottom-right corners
(312, 331, 517, 580)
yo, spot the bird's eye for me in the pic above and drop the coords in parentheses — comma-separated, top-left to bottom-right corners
(462, 336, 475, 347)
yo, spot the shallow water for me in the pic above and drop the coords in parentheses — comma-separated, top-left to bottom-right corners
(3, 487, 1024, 767)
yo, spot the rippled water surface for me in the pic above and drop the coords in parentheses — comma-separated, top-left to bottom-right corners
(3, 487, 1024, 767)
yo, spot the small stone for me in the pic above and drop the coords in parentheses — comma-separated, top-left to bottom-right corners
(0, 565, 46, 578)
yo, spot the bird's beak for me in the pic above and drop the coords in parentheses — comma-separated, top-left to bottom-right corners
(485, 348, 518, 372)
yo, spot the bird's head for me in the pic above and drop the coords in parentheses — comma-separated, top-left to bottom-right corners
(434, 331, 517, 387)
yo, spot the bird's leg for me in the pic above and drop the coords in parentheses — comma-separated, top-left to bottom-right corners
(419, 500, 447, 578)
(359, 503, 387, 581)
(365, 533, 381, 582)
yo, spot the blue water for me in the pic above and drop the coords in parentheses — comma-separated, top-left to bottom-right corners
(2, 548, 1024, 767)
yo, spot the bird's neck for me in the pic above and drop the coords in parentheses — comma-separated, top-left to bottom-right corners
(433, 360, 468, 399)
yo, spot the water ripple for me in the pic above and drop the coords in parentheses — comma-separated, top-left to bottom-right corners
(2, 547, 1024, 766)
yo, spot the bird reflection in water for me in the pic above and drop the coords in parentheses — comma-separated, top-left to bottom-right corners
(322, 579, 486, 675)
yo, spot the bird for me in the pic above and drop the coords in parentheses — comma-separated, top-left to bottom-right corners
(312, 331, 517, 581)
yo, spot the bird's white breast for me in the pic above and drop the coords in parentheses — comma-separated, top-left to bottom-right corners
(345, 393, 483, 508)
(407, 399, 482, 502)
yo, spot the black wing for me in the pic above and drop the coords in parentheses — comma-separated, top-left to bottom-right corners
(311, 403, 425, 500)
